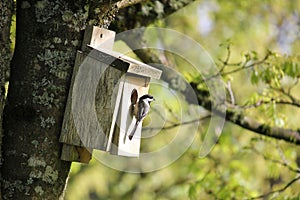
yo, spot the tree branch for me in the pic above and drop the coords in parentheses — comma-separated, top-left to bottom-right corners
(195, 89, 300, 144)
(144, 115, 211, 131)
(241, 99, 300, 109)
(110, 0, 197, 31)
(248, 147, 300, 174)
(249, 176, 300, 199)
(115, 0, 149, 10)
(205, 51, 271, 82)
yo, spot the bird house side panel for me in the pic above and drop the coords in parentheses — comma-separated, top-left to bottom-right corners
(71, 56, 126, 150)
(60, 26, 118, 162)
(71, 56, 108, 150)
(60, 51, 85, 146)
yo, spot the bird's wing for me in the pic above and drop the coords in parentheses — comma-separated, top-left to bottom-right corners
(139, 101, 150, 121)
(137, 104, 145, 121)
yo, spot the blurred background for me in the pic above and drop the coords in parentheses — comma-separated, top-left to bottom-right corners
(65, 1, 300, 199)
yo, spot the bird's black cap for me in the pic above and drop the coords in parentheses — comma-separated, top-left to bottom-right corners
(140, 94, 155, 101)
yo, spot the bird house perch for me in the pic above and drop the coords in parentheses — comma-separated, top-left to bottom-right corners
(59, 26, 162, 163)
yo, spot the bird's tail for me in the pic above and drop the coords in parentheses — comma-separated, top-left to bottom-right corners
(128, 121, 140, 140)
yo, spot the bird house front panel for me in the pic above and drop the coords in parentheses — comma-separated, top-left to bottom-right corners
(108, 74, 150, 157)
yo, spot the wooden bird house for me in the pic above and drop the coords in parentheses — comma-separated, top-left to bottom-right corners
(59, 26, 162, 163)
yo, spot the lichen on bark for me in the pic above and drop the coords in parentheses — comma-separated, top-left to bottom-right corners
(1, 0, 87, 199)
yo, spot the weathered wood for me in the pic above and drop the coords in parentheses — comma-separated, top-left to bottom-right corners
(60, 53, 125, 161)
(122, 56, 162, 79)
(76, 56, 125, 149)
(60, 144, 92, 164)
(87, 47, 162, 79)
(82, 26, 115, 52)
(108, 74, 150, 157)
(106, 76, 126, 151)
(60, 51, 85, 146)
(61, 54, 126, 149)
(60, 51, 92, 162)
(60, 26, 117, 162)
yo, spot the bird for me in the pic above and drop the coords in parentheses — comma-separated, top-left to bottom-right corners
(128, 91, 155, 140)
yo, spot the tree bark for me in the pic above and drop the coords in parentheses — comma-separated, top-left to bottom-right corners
(0, 0, 14, 198)
(111, 0, 196, 31)
(1, 0, 86, 199)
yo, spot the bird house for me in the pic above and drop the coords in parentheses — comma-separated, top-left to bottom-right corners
(59, 26, 162, 163)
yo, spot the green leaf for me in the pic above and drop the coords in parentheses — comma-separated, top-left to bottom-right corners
(251, 70, 259, 84)
(188, 185, 197, 200)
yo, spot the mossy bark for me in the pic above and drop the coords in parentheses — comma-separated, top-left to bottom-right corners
(1, 0, 86, 199)
(0, 0, 14, 198)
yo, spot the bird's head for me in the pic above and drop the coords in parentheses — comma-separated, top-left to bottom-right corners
(140, 94, 155, 103)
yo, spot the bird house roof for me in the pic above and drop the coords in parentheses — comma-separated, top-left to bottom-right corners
(87, 45, 162, 79)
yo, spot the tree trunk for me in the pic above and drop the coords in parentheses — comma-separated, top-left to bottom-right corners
(1, 0, 86, 199)
(0, 0, 14, 197)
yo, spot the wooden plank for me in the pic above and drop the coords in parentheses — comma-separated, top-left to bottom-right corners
(60, 52, 93, 163)
(60, 144, 92, 164)
(109, 74, 150, 157)
(105, 76, 126, 151)
(88, 47, 162, 79)
(82, 26, 115, 52)
(87, 46, 130, 71)
(60, 26, 118, 162)
(122, 57, 162, 79)
(71, 56, 112, 150)
(60, 52, 126, 153)
(60, 51, 85, 146)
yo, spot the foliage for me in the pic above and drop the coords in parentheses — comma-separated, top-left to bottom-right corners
(64, 0, 300, 199)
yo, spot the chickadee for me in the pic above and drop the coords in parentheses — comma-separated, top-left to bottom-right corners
(128, 91, 155, 140)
